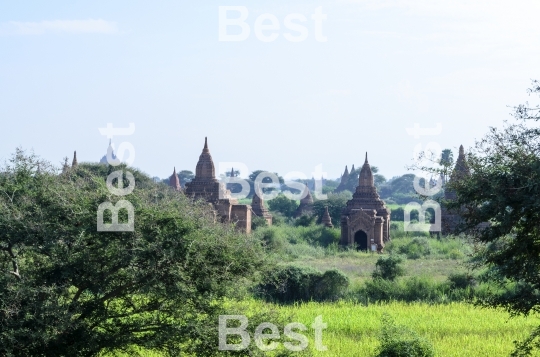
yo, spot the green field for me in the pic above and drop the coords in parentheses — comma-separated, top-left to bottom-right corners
(123, 300, 539, 357)
(272, 301, 540, 357)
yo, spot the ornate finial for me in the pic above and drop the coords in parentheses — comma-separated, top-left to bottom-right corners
(72, 151, 78, 167)
(204, 137, 208, 150)
(231, 167, 235, 178)
(459, 145, 464, 156)
(365, 152, 368, 164)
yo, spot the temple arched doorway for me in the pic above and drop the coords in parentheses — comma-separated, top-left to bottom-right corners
(354, 230, 368, 251)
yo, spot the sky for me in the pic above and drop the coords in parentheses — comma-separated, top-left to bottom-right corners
(1, 0, 540, 181)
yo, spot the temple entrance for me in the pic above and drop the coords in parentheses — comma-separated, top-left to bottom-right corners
(354, 230, 368, 251)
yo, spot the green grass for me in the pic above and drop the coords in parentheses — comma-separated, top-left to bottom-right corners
(115, 300, 540, 356)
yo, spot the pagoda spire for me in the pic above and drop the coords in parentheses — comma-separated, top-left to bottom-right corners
(169, 167, 182, 191)
(230, 167, 235, 178)
(72, 151, 78, 167)
(358, 152, 374, 187)
(321, 206, 334, 228)
(195, 137, 216, 180)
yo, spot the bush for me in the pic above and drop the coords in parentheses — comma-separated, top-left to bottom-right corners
(398, 237, 431, 259)
(257, 265, 349, 303)
(447, 273, 477, 290)
(294, 214, 316, 227)
(267, 194, 299, 218)
(252, 216, 268, 230)
(376, 314, 435, 357)
(372, 255, 405, 281)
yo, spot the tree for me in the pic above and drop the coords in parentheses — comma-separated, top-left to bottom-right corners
(0, 149, 265, 356)
(177, 169, 194, 187)
(267, 193, 298, 218)
(312, 191, 352, 225)
(372, 255, 405, 281)
(439, 149, 454, 183)
(445, 81, 540, 355)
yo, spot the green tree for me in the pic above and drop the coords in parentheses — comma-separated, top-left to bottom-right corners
(267, 193, 298, 218)
(372, 255, 405, 281)
(312, 191, 352, 225)
(0, 149, 265, 356)
(444, 81, 540, 355)
(177, 169, 194, 187)
(439, 149, 454, 183)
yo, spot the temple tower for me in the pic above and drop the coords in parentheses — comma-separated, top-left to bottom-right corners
(251, 191, 273, 225)
(294, 186, 314, 218)
(169, 167, 182, 191)
(340, 153, 390, 252)
(185, 137, 251, 232)
(335, 165, 350, 192)
(321, 206, 333, 228)
(441, 145, 471, 234)
(72, 151, 78, 167)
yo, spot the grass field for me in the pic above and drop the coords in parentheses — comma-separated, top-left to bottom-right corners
(274, 301, 540, 357)
(118, 300, 540, 357)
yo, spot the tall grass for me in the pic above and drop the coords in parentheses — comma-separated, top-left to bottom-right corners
(117, 300, 540, 357)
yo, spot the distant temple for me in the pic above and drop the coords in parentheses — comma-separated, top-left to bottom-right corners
(321, 206, 333, 228)
(99, 140, 117, 165)
(340, 153, 390, 252)
(169, 167, 182, 192)
(335, 165, 350, 192)
(251, 191, 272, 225)
(184, 138, 251, 232)
(294, 186, 314, 218)
(441, 145, 470, 235)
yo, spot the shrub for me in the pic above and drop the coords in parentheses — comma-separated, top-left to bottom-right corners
(372, 255, 405, 281)
(398, 237, 431, 259)
(267, 194, 299, 218)
(294, 214, 316, 227)
(252, 216, 268, 230)
(376, 314, 435, 357)
(314, 269, 350, 301)
(257, 265, 349, 303)
(447, 273, 477, 290)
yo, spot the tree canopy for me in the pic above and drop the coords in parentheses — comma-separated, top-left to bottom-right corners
(444, 81, 540, 355)
(0, 150, 265, 356)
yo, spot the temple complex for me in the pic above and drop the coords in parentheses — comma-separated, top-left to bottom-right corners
(251, 191, 273, 225)
(321, 206, 333, 228)
(293, 186, 314, 218)
(169, 167, 182, 191)
(340, 153, 390, 252)
(184, 138, 251, 233)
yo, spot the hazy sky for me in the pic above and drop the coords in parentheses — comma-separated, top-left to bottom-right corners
(1, 0, 539, 181)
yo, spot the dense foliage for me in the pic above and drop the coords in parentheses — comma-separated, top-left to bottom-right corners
(0, 150, 266, 356)
(257, 265, 349, 303)
(444, 81, 540, 354)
